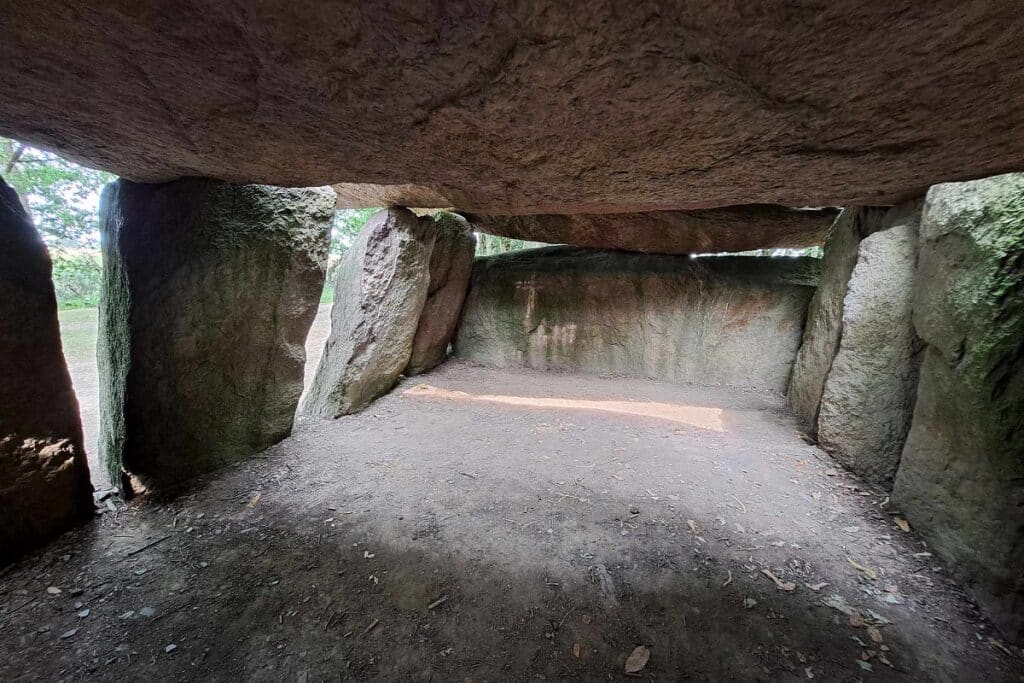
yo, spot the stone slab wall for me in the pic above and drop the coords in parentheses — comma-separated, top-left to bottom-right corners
(816, 202, 923, 487)
(786, 207, 886, 427)
(99, 179, 333, 494)
(0, 176, 93, 562)
(455, 247, 819, 391)
(407, 214, 476, 375)
(303, 208, 435, 417)
(892, 174, 1024, 643)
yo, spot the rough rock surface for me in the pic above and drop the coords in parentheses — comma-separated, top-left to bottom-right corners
(786, 208, 885, 427)
(456, 247, 819, 391)
(0, 176, 93, 562)
(98, 179, 332, 493)
(465, 206, 837, 254)
(3, 4, 1024, 214)
(817, 202, 922, 487)
(303, 208, 434, 417)
(892, 174, 1024, 643)
(407, 215, 476, 375)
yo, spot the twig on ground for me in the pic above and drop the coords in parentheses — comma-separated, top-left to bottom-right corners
(125, 535, 169, 557)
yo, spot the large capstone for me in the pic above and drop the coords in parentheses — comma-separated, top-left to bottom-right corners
(0, 176, 93, 562)
(455, 247, 819, 392)
(816, 202, 922, 487)
(303, 208, 435, 417)
(465, 206, 837, 255)
(892, 174, 1024, 643)
(787, 208, 886, 427)
(98, 179, 333, 494)
(407, 214, 476, 375)
(3, 5, 1024, 215)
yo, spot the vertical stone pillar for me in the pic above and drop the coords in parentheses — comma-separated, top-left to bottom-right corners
(893, 173, 1024, 643)
(815, 200, 923, 487)
(786, 207, 886, 427)
(0, 176, 93, 562)
(406, 214, 476, 375)
(98, 179, 333, 494)
(303, 208, 435, 417)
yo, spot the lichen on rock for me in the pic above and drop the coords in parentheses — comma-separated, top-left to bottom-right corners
(892, 173, 1024, 643)
(98, 178, 333, 494)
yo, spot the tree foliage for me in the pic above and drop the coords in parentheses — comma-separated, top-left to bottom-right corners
(475, 232, 545, 256)
(331, 208, 377, 255)
(1, 137, 113, 247)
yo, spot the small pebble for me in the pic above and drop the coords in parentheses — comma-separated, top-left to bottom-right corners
(165, 644, 177, 654)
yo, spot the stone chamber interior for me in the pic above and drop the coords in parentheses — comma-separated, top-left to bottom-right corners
(2, 4, 1024, 681)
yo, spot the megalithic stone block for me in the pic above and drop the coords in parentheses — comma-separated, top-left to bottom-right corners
(786, 207, 886, 428)
(0, 176, 93, 563)
(893, 173, 1024, 644)
(98, 179, 333, 494)
(303, 208, 435, 417)
(406, 214, 476, 376)
(816, 200, 923, 488)
(455, 246, 820, 392)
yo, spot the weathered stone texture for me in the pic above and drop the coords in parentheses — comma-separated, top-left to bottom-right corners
(0, 176, 93, 561)
(786, 208, 886, 427)
(465, 206, 837, 255)
(407, 214, 476, 375)
(3, 4, 1024, 214)
(456, 247, 819, 391)
(303, 208, 435, 417)
(817, 202, 922, 487)
(99, 179, 332, 493)
(892, 174, 1024, 643)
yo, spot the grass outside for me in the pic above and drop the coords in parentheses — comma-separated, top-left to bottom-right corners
(57, 306, 98, 358)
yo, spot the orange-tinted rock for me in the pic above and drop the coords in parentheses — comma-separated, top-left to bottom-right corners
(0, 176, 93, 563)
(464, 206, 836, 254)
(2, 4, 1024, 215)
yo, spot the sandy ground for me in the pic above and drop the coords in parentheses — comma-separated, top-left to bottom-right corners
(57, 304, 334, 489)
(1, 358, 1021, 681)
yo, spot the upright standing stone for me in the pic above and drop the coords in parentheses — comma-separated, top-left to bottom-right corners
(816, 201, 922, 487)
(0, 176, 92, 562)
(99, 179, 333, 494)
(787, 208, 886, 429)
(893, 174, 1024, 643)
(456, 247, 819, 391)
(303, 208, 435, 417)
(406, 214, 476, 375)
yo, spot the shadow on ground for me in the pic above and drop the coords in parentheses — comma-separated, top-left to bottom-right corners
(1, 363, 1020, 681)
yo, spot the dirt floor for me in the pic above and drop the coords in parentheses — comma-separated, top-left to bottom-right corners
(2, 360, 1023, 681)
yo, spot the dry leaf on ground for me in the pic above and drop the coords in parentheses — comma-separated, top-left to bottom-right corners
(848, 558, 878, 580)
(624, 645, 650, 674)
(762, 569, 796, 591)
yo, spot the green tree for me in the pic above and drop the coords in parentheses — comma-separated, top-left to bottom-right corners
(2, 137, 113, 247)
(475, 232, 545, 256)
(331, 208, 377, 255)
(3, 137, 113, 308)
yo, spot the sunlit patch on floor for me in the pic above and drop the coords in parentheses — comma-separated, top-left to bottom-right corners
(403, 384, 725, 431)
